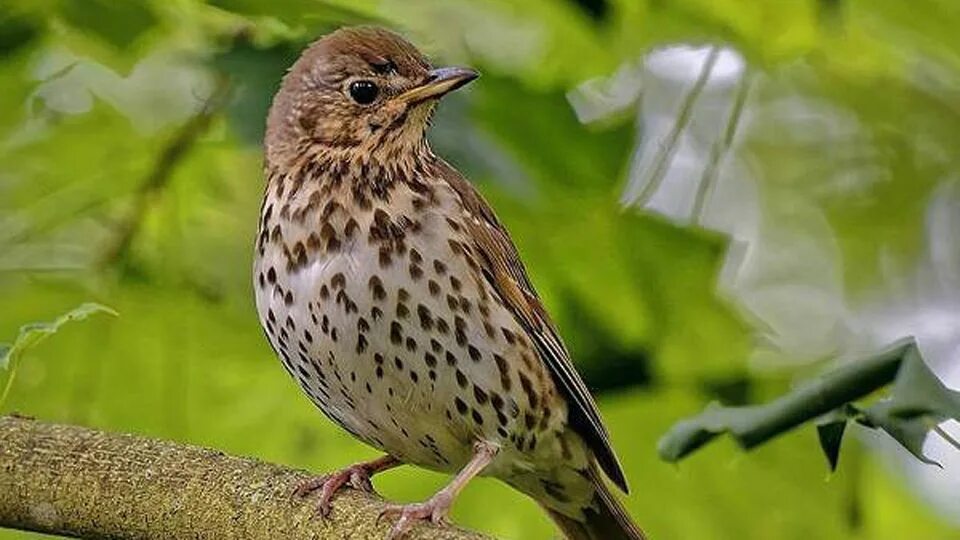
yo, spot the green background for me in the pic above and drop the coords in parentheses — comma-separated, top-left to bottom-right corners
(2, 0, 959, 538)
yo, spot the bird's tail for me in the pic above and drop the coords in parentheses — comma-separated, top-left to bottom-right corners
(542, 475, 645, 540)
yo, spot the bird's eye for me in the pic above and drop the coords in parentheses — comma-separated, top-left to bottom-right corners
(349, 80, 379, 105)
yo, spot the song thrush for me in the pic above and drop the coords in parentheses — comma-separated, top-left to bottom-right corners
(254, 26, 643, 540)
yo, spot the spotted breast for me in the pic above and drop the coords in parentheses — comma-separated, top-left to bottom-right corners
(254, 152, 595, 508)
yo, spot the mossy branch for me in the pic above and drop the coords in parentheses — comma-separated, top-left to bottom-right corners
(0, 415, 488, 540)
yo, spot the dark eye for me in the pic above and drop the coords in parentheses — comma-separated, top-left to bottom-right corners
(349, 80, 379, 104)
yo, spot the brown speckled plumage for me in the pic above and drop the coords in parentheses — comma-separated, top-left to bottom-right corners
(254, 26, 643, 540)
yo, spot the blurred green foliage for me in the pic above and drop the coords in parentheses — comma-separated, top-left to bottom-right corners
(1, 0, 958, 539)
(659, 339, 960, 469)
(1, 303, 115, 408)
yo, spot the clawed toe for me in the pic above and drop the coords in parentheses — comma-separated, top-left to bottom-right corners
(293, 456, 400, 519)
(294, 474, 340, 516)
(293, 474, 331, 498)
(378, 494, 453, 539)
(348, 469, 374, 492)
(294, 467, 374, 517)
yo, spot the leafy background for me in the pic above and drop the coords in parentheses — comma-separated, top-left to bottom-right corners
(2, 0, 959, 538)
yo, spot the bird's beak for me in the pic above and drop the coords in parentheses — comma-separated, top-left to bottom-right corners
(396, 66, 479, 105)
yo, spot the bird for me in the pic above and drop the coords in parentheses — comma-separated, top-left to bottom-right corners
(253, 25, 644, 540)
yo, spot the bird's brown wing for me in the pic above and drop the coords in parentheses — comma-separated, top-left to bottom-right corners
(437, 160, 629, 493)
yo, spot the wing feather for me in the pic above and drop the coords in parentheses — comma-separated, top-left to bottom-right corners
(437, 160, 629, 493)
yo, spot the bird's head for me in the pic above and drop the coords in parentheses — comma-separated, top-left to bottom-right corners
(265, 26, 478, 169)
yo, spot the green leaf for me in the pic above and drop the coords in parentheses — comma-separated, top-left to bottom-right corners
(852, 346, 960, 467)
(816, 421, 846, 471)
(60, 302, 119, 322)
(860, 402, 941, 467)
(656, 401, 740, 462)
(816, 415, 848, 472)
(213, 38, 301, 146)
(884, 344, 960, 419)
(57, 0, 158, 50)
(659, 338, 960, 470)
(658, 339, 913, 463)
(0, 303, 117, 410)
(0, 10, 40, 57)
(208, 0, 382, 30)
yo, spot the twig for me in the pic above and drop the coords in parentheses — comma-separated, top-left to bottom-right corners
(97, 76, 231, 268)
(933, 424, 960, 452)
(629, 45, 721, 207)
(691, 69, 753, 225)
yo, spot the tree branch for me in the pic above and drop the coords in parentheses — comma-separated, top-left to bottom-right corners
(0, 415, 489, 540)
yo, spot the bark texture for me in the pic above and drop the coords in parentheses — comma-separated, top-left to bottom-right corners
(0, 415, 489, 539)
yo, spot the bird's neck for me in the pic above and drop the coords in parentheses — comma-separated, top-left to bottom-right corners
(263, 142, 439, 213)
(256, 142, 442, 268)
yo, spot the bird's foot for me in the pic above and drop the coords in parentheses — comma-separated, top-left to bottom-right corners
(377, 441, 498, 538)
(294, 465, 373, 517)
(378, 490, 455, 539)
(294, 455, 399, 517)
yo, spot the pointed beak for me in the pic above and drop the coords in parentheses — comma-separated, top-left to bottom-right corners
(396, 66, 479, 105)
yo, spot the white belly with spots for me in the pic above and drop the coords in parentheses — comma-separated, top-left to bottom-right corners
(255, 188, 553, 476)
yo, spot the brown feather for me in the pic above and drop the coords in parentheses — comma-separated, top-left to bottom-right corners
(545, 466, 645, 540)
(434, 158, 630, 493)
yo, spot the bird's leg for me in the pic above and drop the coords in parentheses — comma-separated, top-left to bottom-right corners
(379, 441, 499, 539)
(295, 454, 401, 516)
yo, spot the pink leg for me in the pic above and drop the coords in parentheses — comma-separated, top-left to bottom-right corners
(295, 454, 401, 516)
(379, 441, 499, 539)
